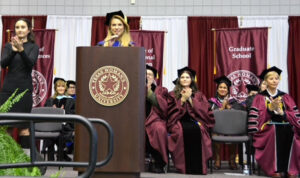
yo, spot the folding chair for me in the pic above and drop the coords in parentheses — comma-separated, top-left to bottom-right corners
(210, 109, 253, 175)
(31, 107, 65, 161)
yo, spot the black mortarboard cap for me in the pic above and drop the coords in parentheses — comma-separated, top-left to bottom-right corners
(259, 66, 282, 80)
(66, 80, 76, 87)
(172, 78, 178, 85)
(246, 84, 259, 93)
(54, 77, 65, 84)
(146, 65, 158, 79)
(177, 66, 196, 79)
(214, 75, 232, 87)
(105, 10, 125, 26)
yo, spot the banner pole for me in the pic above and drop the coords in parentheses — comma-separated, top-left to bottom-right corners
(212, 29, 217, 75)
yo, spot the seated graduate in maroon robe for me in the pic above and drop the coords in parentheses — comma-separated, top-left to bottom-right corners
(167, 66, 214, 174)
(145, 65, 169, 173)
(208, 76, 243, 170)
(248, 66, 300, 178)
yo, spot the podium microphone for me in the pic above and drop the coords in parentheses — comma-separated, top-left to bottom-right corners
(105, 35, 119, 42)
(96, 35, 119, 46)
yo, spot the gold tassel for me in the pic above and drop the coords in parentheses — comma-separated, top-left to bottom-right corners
(124, 16, 128, 24)
(195, 76, 197, 82)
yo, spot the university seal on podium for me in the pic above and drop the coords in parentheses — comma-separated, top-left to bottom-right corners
(89, 66, 129, 106)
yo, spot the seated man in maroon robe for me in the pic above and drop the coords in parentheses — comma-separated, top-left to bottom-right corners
(248, 66, 300, 178)
(145, 65, 169, 173)
(167, 66, 214, 174)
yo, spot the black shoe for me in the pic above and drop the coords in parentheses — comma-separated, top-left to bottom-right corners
(63, 153, 72, 161)
(149, 163, 165, 173)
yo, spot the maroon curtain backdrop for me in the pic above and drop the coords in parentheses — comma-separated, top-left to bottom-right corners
(215, 28, 268, 102)
(188, 17, 238, 99)
(32, 30, 55, 107)
(1, 16, 47, 88)
(288, 17, 300, 108)
(91, 16, 140, 46)
(131, 30, 164, 85)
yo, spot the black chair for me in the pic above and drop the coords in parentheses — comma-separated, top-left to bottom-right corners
(31, 107, 65, 161)
(210, 109, 253, 174)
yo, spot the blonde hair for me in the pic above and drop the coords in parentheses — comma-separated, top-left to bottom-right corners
(103, 15, 133, 47)
(52, 80, 67, 98)
(264, 71, 280, 81)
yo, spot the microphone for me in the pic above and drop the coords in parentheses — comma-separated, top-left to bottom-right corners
(105, 35, 119, 42)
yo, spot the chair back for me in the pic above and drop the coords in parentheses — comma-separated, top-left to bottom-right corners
(31, 107, 65, 132)
(213, 109, 248, 135)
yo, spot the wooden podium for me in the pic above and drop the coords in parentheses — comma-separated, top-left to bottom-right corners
(74, 47, 145, 178)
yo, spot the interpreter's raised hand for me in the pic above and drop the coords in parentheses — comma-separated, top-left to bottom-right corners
(11, 36, 24, 52)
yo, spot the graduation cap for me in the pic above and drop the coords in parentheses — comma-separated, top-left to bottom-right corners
(214, 75, 232, 87)
(246, 84, 259, 93)
(177, 66, 197, 81)
(54, 77, 65, 84)
(172, 78, 178, 85)
(66, 80, 76, 88)
(259, 66, 282, 80)
(105, 10, 127, 26)
(146, 65, 159, 79)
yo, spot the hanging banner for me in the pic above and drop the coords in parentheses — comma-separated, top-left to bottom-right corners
(32, 29, 55, 107)
(215, 27, 268, 102)
(131, 30, 164, 85)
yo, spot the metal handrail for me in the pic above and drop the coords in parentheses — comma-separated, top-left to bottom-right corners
(0, 113, 114, 178)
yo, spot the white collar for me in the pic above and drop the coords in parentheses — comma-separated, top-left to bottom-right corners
(267, 88, 278, 97)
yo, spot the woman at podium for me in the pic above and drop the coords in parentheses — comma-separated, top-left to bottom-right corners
(248, 66, 300, 178)
(145, 65, 168, 173)
(167, 67, 214, 174)
(97, 10, 134, 47)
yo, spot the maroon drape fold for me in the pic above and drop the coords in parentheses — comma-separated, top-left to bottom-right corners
(288, 17, 300, 108)
(188, 17, 238, 99)
(90, 16, 141, 46)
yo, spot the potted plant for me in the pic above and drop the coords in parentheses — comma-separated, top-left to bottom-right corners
(0, 89, 41, 176)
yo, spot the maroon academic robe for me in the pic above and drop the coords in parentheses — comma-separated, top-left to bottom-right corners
(167, 91, 214, 174)
(248, 91, 300, 176)
(145, 86, 169, 164)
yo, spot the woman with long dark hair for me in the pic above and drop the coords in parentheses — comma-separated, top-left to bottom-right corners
(167, 67, 214, 174)
(0, 18, 39, 113)
(0, 18, 39, 143)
